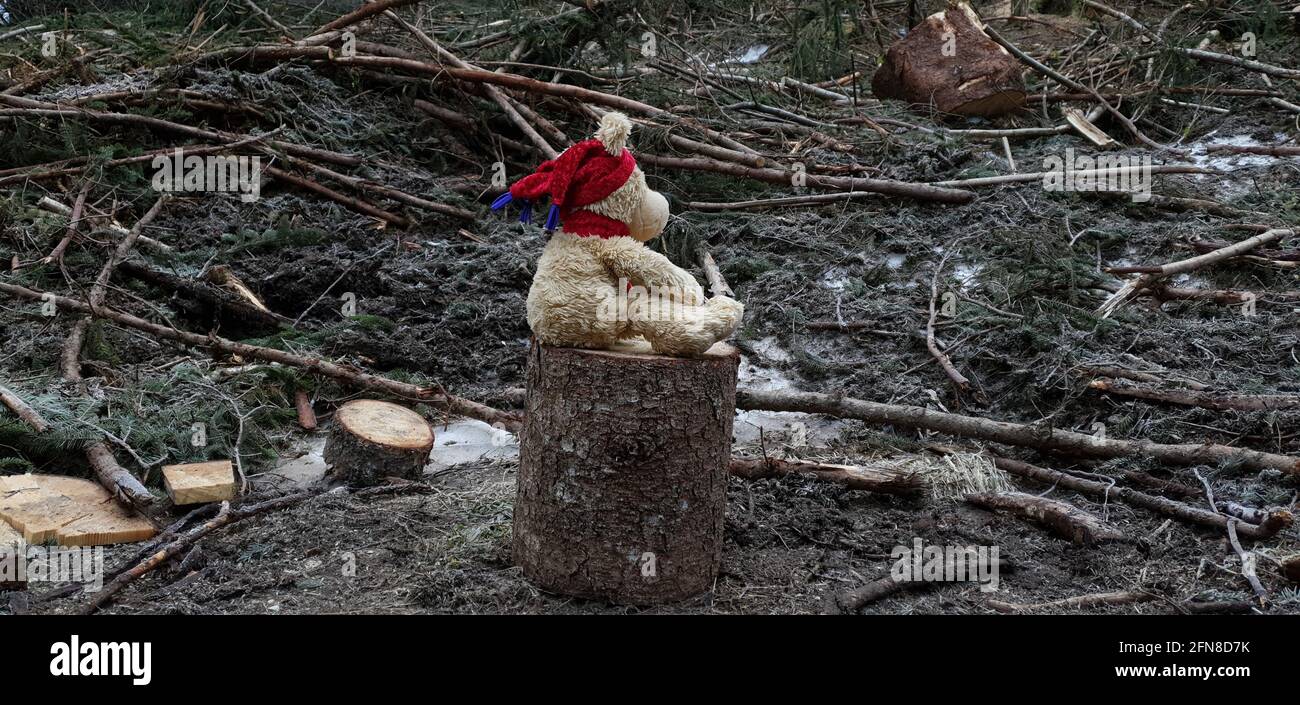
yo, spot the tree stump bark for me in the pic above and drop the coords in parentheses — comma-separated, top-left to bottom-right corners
(513, 340, 738, 605)
(324, 400, 433, 485)
(871, 2, 1026, 117)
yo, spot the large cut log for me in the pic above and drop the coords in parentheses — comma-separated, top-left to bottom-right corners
(514, 340, 738, 605)
(324, 400, 434, 485)
(0, 475, 156, 546)
(871, 2, 1025, 117)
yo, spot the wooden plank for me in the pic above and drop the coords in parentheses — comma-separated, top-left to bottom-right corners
(162, 460, 237, 505)
(1064, 107, 1118, 148)
(0, 474, 156, 546)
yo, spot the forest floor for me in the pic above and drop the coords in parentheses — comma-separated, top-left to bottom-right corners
(2, 0, 1299, 614)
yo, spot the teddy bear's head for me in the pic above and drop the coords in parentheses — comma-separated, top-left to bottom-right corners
(626, 186, 669, 242)
(492, 111, 669, 241)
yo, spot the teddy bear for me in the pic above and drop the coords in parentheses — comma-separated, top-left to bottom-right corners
(492, 112, 743, 356)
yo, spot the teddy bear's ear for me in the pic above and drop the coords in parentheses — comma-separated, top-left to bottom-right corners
(595, 112, 632, 155)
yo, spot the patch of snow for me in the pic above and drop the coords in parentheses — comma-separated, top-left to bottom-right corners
(1186, 132, 1293, 171)
(735, 354, 848, 448)
(267, 437, 327, 488)
(733, 410, 848, 447)
(738, 354, 795, 393)
(821, 267, 852, 291)
(729, 44, 769, 64)
(751, 336, 791, 363)
(886, 253, 906, 270)
(954, 262, 983, 289)
(425, 418, 519, 471)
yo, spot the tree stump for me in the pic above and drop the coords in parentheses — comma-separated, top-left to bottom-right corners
(871, 2, 1026, 117)
(513, 340, 738, 605)
(324, 400, 434, 485)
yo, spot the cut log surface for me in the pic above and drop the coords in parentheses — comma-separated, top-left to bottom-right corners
(0, 474, 156, 546)
(514, 340, 739, 605)
(871, 2, 1025, 117)
(324, 400, 434, 485)
(0, 519, 23, 590)
(162, 460, 237, 505)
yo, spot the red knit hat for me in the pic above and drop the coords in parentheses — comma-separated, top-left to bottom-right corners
(491, 112, 638, 238)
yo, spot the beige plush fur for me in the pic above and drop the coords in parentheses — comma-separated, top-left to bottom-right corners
(527, 231, 744, 356)
(526, 117, 743, 356)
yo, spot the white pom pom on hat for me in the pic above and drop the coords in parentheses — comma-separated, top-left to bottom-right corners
(595, 111, 632, 155)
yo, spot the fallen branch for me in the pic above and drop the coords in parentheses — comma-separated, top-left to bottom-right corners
(310, 0, 418, 36)
(965, 491, 1123, 545)
(1192, 470, 1270, 607)
(1098, 228, 1293, 317)
(931, 164, 1212, 188)
(265, 151, 475, 221)
(1228, 520, 1270, 607)
(926, 249, 973, 395)
(80, 491, 314, 614)
(263, 164, 410, 227)
(0, 282, 523, 433)
(43, 181, 91, 265)
(1144, 194, 1252, 219)
(635, 152, 975, 204)
(1177, 47, 1300, 81)
(695, 243, 734, 298)
(295, 389, 318, 431)
(0, 94, 361, 166)
(831, 556, 1007, 613)
(241, 0, 293, 37)
(805, 320, 908, 336)
(687, 192, 877, 212)
(61, 197, 169, 513)
(0, 383, 49, 432)
(991, 457, 1291, 541)
(735, 388, 1300, 475)
(1118, 469, 1202, 499)
(1206, 143, 1300, 157)
(0, 24, 44, 42)
(983, 24, 1173, 153)
(37, 197, 171, 253)
(1088, 378, 1300, 412)
(116, 261, 290, 329)
(385, 9, 559, 158)
(1188, 237, 1300, 261)
(987, 590, 1156, 613)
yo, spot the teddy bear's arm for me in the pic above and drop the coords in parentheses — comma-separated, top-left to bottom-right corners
(596, 238, 705, 304)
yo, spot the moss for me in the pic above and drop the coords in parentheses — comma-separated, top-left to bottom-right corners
(346, 313, 400, 332)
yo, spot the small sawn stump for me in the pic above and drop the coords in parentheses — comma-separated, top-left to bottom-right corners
(324, 400, 434, 485)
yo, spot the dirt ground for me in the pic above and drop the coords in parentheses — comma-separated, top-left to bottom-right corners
(2, 1, 1299, 614)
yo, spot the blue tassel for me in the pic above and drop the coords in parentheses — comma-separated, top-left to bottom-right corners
(490, 192, 513, 210)
(543, 204, 561, 232)
(518, 201, 533, 224)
